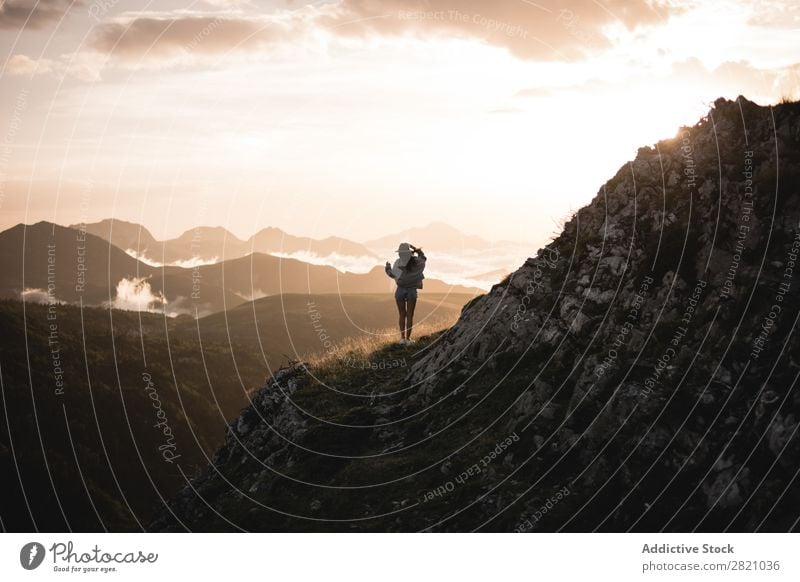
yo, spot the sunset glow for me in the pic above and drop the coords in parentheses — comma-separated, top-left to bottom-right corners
(1, 0, 798, 246)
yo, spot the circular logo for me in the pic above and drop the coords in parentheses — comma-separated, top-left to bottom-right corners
(20, 542, 46, 570)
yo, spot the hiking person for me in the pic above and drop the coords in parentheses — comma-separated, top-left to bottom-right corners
(385, 243, 426, 344)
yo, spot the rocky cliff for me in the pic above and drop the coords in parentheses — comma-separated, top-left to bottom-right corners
(153, 97, 800, 532)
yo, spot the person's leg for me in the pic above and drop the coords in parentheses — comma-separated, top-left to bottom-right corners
(406, 298, 417, 340)
(396, 299, 407, 340)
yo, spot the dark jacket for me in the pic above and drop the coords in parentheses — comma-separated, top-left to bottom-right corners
(385, 250, 426, 289)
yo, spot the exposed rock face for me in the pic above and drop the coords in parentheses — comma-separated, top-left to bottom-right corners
(154, 97, 800, 532)
(217, 366, 308, 477)
(410, 97, 800, 396)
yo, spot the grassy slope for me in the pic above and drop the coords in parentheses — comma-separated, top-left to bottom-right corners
(156, 328, 563, 532)
(0, 292, 470, 531)
(173, 293, 471, 358)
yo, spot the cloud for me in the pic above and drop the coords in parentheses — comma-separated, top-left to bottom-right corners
(516, 77, 616, 99)
(0, 0, 81, 29)
(234, 289, 269, 302)
(516, 59, 800, 102)
(269, 250, 378, 274)
(88, 0, 679, 64)
(747, 0, 800, 28)
(123, 248, 219, 268)
(90, 13, 297, 59)
(671, 58, 800, 100)
(488, 107, 524, 114)
(20, 287, 58, 304)
(107, 276, 166, 312)
(6, 54, 55, 75)
(107, 277, 212, 317)
(201, 0, 253, 6)
(318, 0, 681, 60)
(161, 295, 212, 317)
(514, 86, 554, 98)
(5, 52, 103, 81)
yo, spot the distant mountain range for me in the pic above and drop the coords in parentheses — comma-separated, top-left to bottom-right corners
(0, 222, 481, 315)
(73, 218, 377, 265)
(366, 221, 490, 253)
(366, 222, 530, 291)
(71, 219, 532, 287)
(366, 221, 528, 253)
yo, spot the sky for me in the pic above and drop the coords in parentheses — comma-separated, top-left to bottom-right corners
(0, 0, 798, 247)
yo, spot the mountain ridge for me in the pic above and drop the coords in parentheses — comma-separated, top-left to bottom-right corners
(73, 219, 377, 264)
(0, 221, 481, 315)
(366, 221, 522, 253)
(153, 96, 800, 532)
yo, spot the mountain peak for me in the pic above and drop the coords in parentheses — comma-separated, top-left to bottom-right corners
(365, 221, 493, 252)
(175, 225, 243, 243)
(410, 96, 800, 387)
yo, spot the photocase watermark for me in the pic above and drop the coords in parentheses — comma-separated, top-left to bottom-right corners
(74, 179, 93, 294)
(641, 279, 707, 397)
(396, 10, 530, 40)
(511, 248, 560, 332)
(307, 300, 406, 369)
(42, 243, 66, 397)
(21, 539, 158, 573)
(338, 355, 407, 370)
(595, 273, 654, 378)
(0, 88, 29, 212)
(20, 542, 46, 570)
(142, 372, 181, 464)
(48, 540, 157, 574)
(681, 130, 698, 195)
(183, 17, 223, 55)
(308, 301, 340, 357)
(750, 231, 800, 360)
(87, 0, 120, 21)
(189, 196, 209, 300)
(555, 9, 599, 45)
(513, 485, 571, 532)
(721, 150, 755, 299)
(420, 432, 519, 503)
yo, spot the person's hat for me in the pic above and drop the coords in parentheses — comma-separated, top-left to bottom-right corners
(395, 242, 412, 266)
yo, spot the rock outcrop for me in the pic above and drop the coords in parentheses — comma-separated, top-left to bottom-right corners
(153, 97, 800, 532)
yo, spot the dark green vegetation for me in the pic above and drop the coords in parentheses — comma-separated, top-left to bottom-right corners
(175, 292, 471, 350)
(153, 333, 570, 532)
(0, 300, 260, 531)
(0, 293, 468, 531)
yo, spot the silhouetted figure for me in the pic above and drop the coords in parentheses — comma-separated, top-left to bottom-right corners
(385, 243, 426, 344)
